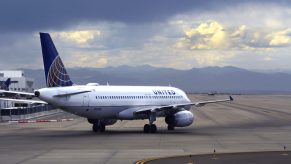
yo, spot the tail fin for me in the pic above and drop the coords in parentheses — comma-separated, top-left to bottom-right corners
(39, 33, 73, 87)
(1, 78, 11, 90)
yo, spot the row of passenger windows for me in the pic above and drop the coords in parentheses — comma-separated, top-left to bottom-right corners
(11, 88, 26, 91)
(96, 95, 183, 100)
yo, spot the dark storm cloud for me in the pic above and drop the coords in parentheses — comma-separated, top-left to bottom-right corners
(0, 0, 289, 32)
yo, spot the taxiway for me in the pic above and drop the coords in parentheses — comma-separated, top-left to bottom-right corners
(0, 95, 291, 163)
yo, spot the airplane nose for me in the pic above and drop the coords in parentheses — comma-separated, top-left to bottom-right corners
(34, 90, 40, 97)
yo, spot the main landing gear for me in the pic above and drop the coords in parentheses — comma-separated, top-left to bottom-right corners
(165, 115, 175, 131)
(88, 119, 106, 132)
(92, 122, 105, 132)
(143, 112, 157, 133)
(167, 125, 175, 130)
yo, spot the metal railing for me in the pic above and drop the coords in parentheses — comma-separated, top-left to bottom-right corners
(0, 104, 57, 121)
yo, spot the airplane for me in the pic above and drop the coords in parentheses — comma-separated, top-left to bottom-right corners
(36, 33, 234, 133)
(0, 78, 11, 91)
(0, 78, 29, 98)
(208, 91, 217, 96)
(0, 77, 36, 98)
(0, 77, 40, 100)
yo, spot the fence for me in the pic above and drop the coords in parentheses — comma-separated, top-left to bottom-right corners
(0, 104, 58, 121)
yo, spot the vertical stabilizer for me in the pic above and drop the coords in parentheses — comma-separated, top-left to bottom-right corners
(1, 78, 11, 90)
(39, 33, 73, 87)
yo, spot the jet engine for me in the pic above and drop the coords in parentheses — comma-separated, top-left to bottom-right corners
(88, 119, 117, 126)
(165, 110, 194, 127)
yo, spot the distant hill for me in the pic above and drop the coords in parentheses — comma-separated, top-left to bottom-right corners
(21, 66, 291, 94)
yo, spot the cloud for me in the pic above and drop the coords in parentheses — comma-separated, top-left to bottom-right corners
(184, 21, 229, 49)
(192, 51, 234, 66)
(2, 1, 291, 71)
(0, 0, 235, 32)
(54, 30, 101, 45)
(231, 25, 246, 38)
(66, 53, 108, 68)
(176, 18, 291, 52)
(268, 28, 291, 46)
(1, 0, 291, 33)
(263, 56, 272, 61)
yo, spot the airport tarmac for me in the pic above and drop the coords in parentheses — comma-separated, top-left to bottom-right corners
(137, 151, 291, 164)
(0, 94, 291, 164)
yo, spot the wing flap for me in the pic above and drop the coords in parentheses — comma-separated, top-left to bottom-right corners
(134, 96, 234, 114)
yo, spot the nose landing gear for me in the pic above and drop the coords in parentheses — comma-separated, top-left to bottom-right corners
(143, 112, 157, 133)
(144, 124, 157, 133)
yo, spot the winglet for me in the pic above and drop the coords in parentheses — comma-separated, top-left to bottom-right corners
(229, 96, 234, 101)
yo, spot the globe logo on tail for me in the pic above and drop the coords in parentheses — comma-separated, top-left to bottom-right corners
(47, 56, 73, 87)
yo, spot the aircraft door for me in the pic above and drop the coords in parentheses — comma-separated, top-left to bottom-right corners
(83, 93, 90, 107)
(58, 90, 68, 102)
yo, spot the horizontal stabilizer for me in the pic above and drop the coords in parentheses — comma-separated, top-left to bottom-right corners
(53, 90, 91, 97)
(0, 90, 35, 96)
(0, 98, 47, 104)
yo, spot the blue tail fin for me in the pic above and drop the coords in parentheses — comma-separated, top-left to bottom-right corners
(1, 78, 11, 90)
(39, 33, 73, 87)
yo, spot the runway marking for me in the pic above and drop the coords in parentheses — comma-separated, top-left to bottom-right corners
(14, 150, 51, 164)
(8, 118, 74, 124)
(135, 154, 188, 164)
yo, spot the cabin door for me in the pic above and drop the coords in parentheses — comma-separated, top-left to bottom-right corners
(83, 93, 90, 107)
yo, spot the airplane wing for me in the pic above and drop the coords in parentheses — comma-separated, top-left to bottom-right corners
(0, 89, 35, 96)
(0, 98, 47, 104)
(191, 96, 233, 107)
(135, 96, 233, 114)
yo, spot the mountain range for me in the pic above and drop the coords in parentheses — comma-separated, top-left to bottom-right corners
(21, 65, 291, 94)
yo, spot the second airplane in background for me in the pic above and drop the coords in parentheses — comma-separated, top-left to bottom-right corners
(34, 33, 233, 133)
(0, 78, 11, 91)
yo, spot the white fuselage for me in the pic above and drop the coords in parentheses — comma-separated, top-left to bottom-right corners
(37, 85, 191, 119)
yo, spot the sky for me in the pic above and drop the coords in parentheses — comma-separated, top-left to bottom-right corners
(0, 0, 291, 70)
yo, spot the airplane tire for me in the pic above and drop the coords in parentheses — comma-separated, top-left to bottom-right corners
(92, 122, 106, 132)
(92, 124, 99, 132)
(100, 124, 106, 132)
(144, 124, 150, 133)
(150, 124, 157, 133)
(167, 125, 175, 131)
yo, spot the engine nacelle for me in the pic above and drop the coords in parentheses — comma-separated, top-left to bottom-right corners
(165, 111, 194, 127)
(88, 119, 117, 126)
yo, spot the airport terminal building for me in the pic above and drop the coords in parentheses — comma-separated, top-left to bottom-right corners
(0, 70, 58, 122)
(0, 70, 34, 93)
